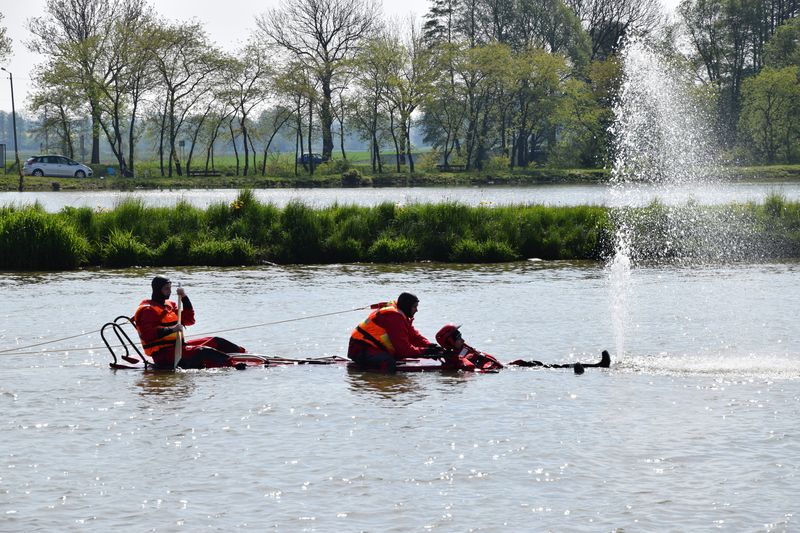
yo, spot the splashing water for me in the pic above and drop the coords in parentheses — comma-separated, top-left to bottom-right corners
(605, 38, 759, 361)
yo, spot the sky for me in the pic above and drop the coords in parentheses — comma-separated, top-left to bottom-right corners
(0, 0, 681, 114)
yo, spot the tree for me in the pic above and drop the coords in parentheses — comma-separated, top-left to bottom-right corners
(510, 48, 567, 167)
(738, 66, 800, 163)
(565, 0, 662, 60)
(219, 42, 273, 176)
(679, 0, 800, 145)
(764, 16, 800, 68)
(353, 35, 400, 172)
(95, 0, 155, 176)
(29, 0, 122, 164)
(257, 0, 378, 161)
(0, 13, 12, 62)
(552, 77, 607, 165)
(28, 60, 85, 158)
(385, 20, 439, 173)
(149, 21, 222, 177)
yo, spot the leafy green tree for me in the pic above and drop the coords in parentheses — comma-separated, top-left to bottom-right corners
(28, 60, 85, 158)
(29, 0, 123, 164)
(552, 78, 606, 166)
(0, 12, 11, 62)
(219, 41, 273, 176)
(764, 16, 800, 68)
(352, 35, 401, 173)
(257, 0, 378, 162)
(95, 1, 156, 176)
(679, 0, 799, 146)
(738, 67, 800, 163)
(149, 21, 223, 177)
(510, 48, 567, 167)
(385, 21, 438, 173)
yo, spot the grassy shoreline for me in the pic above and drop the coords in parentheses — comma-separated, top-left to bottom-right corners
(2, 191, 799, 270)
(3, 165, 800, 192)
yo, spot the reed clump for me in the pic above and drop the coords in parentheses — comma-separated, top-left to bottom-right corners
(0, 205, 90, 270)
(3, 191, 799, 270)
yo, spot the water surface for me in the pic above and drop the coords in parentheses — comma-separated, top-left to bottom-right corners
(1, 263, 798, 530)
(2, 182, 798, 212)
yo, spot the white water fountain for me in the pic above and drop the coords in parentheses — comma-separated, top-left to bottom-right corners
(605, 38, 759, 361)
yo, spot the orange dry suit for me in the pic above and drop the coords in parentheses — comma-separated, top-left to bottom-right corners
(349, 303, 431, 360)
(133, 298, 196, 358)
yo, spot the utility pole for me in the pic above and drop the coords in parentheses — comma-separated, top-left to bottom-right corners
(1, 67, 23, 191)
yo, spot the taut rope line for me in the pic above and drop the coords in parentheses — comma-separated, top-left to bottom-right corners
(0, 305, 371, 357)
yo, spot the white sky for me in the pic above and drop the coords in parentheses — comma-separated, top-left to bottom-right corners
(0, 0, 681, 114)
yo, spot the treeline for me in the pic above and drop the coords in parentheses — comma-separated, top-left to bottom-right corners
(7, 0, 800, 178)
(2, 191, 800, 270)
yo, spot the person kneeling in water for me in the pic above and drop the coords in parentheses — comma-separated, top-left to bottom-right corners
(348, 293, 444, 372)
(435, 324, 610, 374)
(134, 276, 247, 370)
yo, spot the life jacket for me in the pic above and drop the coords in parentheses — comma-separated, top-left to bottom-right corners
(133, 300, 179, 357)
(444, 344, 504, 372)
(350, 305, 402, 355)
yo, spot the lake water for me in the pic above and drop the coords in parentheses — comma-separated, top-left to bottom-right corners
(2, 181, 799, 211)
(1, 262, 798, 531)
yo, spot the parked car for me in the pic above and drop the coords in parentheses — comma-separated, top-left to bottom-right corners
(297, 153, 328, 165)
(23, 155, 94, 178)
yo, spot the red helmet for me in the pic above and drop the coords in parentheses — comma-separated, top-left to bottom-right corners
(436, 324, 462, 348)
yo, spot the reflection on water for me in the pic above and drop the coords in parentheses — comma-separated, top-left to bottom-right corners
(346, 370, 425, 404)
(133, 371, 197, 400)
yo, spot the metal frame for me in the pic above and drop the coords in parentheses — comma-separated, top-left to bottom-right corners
(101, 316, 149, 369)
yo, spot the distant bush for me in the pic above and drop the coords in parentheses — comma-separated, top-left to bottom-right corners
(0, 208, 89, 270)
(368, 236, 419, 262)
(5, 195, 799, 270)
(101, 228, 152, 267)
(188, 237, 257, 266)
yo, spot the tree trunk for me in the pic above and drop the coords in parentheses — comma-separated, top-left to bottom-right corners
(241, 113, 250, 176)
(339, 95, 347, 160)
(308, 101, 314, 175)
(90, 102, 101, 164)
(229, 120, 240, 176)
(320, 73, 334, 159)
(389, 112, 400, 172)
(406, 121, 414, 174)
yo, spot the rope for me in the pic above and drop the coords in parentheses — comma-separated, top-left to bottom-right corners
(0, 305, 370, 357)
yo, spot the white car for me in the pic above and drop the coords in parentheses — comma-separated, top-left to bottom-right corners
(23, 155, 94, 178)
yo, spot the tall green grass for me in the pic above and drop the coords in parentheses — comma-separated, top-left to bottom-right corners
(2, 192, 800, 270)
(0, 206, 90, 270)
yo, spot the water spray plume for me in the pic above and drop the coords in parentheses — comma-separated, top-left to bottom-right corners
(605, 37, 754, 360)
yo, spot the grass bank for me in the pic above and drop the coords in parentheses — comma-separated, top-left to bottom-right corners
(2, 191, 800, 270)
(4, 163, 800, 192)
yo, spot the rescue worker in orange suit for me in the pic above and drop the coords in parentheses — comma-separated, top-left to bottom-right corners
(348, 292, 444, 372)
(435, 324, 504, 372)
(134, 275, 247, 369)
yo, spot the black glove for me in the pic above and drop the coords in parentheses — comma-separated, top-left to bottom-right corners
(423, 344, 445, 356)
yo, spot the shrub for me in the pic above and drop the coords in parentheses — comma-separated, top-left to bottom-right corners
(188, 237, 258, 266)
(341, 168, 363, 187)
(484, 155, 511, 172)
(0, 209, 90, 270)
(367, 236, 418, 262)
(450, 238, 518, 262)
(101, 228, 152, 267)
